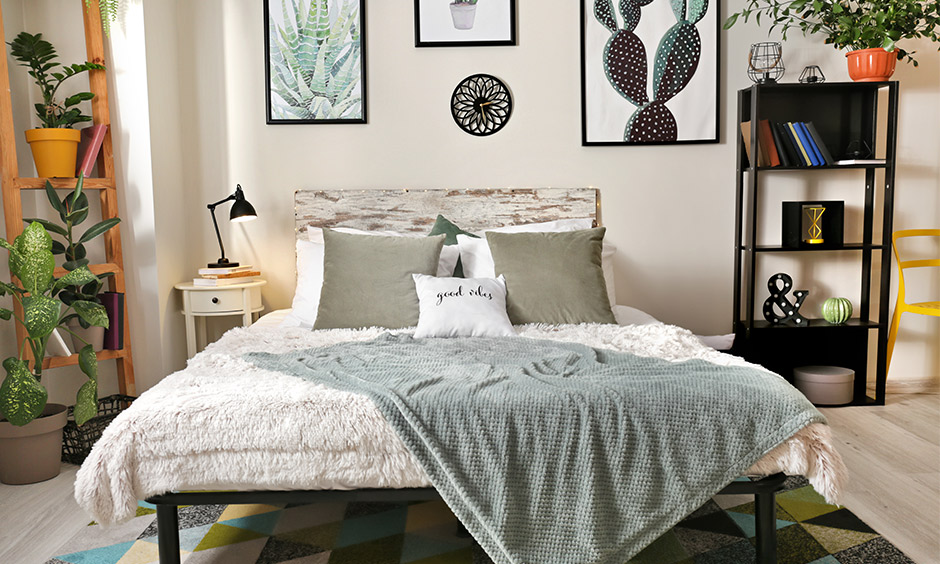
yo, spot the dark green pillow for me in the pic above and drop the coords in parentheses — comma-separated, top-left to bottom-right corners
(314, 229, 445, 329)
(488, 227, 616, 325)
(428, 214, 479, 277)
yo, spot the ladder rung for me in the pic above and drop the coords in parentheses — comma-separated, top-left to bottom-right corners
(54, 263, 122, 277)
(43, 348, 129, 369)
(15, 177, 115, 190)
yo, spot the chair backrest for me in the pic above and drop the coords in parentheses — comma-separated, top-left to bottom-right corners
(892, 229, 940, 303)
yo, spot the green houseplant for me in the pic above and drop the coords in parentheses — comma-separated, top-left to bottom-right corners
(725, 0, 940, 80)
(8, 31, 105, 177)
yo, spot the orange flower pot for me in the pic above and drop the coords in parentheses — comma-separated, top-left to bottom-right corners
(846, 48, 897, 82)
(25, 128, 81, 178)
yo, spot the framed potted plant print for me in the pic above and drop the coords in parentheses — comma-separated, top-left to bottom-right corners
(580, 0, 719, 145)
(264, 0, 367, 124)
(415, 0, 516, 47)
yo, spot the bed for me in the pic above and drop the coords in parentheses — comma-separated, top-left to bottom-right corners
(75, 188, 846, 564)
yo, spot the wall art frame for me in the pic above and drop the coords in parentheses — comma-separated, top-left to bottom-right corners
(264, 0, 368, 124)
(580, 0, 720, 145)
(414, 0, 516, 47)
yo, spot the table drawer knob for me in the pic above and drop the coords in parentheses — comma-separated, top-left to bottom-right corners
(212, 297, 220, 304)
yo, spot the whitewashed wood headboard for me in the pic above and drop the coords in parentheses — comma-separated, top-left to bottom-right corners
(294, 188, 599, 238)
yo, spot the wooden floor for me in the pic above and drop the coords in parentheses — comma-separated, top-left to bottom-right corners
(0, 393, 938, 564)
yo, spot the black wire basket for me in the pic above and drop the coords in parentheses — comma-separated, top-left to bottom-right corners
(61, 394, 136, 464)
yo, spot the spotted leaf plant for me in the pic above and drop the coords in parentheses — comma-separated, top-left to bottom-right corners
(268, 0, 363, 120)
(595, 0, 708, 142)
(0, 222, 104, 427)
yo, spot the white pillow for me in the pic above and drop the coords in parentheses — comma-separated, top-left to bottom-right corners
(280, 227, 459, 329)
(412, 273, 516, 338)
(456, 218, 617, 306)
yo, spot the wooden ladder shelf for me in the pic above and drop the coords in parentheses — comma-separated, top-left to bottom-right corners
(0, 1, 135, 395)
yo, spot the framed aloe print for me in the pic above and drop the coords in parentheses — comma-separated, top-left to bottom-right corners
(265, 0, 367, 124)
(580, 0, 718, 145)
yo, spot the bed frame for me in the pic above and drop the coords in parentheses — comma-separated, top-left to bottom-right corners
(147, 188, 787, 563)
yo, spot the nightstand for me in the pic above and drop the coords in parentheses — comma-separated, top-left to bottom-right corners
(175, 280, 266, 358)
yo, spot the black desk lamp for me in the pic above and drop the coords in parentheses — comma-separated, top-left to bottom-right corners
(207, 184, 257, 268)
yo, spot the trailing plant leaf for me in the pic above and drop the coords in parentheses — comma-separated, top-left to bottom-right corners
(78, 345, 98, 381)
(73, 378, 98, 426)
(22, 295, 59, 339)
(0, 308, 11, 320)
(55, 265, 98, 290)
(0, 358, 47, 426)
(10, 223, 55, 295)
(71, 300, 109, 328)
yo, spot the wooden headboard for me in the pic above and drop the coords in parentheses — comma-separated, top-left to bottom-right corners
(294, 188, 599, 238)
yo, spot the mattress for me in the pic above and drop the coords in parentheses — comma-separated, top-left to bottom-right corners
(75, 318, 844, 525)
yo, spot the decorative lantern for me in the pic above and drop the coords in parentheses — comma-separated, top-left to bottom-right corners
(799, 65, 826, 84)
(802, 205, 826, 245)
(747, 42, 785, 83)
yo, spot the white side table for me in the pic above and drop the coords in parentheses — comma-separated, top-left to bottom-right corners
(175, 280, 266, 358)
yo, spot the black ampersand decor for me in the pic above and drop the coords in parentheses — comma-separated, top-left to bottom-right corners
(763, 273, 809, 326)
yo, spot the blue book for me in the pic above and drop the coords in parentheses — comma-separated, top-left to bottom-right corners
(803, 122, 834, 165)
(794, 122, 821, 166)
(798, 122, 825, 165)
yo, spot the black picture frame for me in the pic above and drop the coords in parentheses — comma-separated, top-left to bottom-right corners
(579, 0, 720, 145)
(264, 0, 368, 124)
(415, 0, 516, 47)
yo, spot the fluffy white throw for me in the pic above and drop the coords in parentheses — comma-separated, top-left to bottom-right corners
(75, 322, 846, 525)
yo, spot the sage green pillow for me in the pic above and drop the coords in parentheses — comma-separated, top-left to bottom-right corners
(487, 227, 616, 325)
(314, 229, 445, 330)
(428, 214, 479, 277)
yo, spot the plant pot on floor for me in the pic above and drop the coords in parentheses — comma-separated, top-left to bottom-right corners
(0, 403, 68, 484)
(67, 318, 105, 352)
(450, 3, 477, 30)
(846, 48, 897, 82)
(25, 128, 81, 178)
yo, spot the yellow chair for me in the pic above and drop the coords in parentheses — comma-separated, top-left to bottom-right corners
(886, 229, 940, 373)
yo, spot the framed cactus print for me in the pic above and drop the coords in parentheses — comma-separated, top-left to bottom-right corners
(415, 0, 516, 47)
(265, 0, 367, 124)
(580, 0, 719, 145)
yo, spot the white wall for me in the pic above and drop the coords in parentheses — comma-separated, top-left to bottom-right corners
(2, 0, 937, 395)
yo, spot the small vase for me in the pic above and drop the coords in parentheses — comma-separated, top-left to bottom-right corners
(25, 128, 81, 178)
(0, 403, 67, 484)
(450, 3, 477, 30)
(67, 318, 105, 352)
(846, 48, 897, 82)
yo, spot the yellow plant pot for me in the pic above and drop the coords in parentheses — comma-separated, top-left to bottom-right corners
(25, 128, 81, 178)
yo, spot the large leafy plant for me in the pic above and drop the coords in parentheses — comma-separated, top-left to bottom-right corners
(725, 0, 940, 65)
(8, 31, 105, 129)
(0, 222, 105, 427)
(24, 175, 121, 328)
(269, 0, 363, 120)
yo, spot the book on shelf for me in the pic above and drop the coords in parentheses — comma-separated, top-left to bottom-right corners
(76, 124, 108, 177)
(803, 122, 834, 165)
(193, 276, 260, 286)
(775, 122, 803, 166)
(771, 122, 797, 167)
(199, 270, 261, 279)
(101, 292, 124, 350)
(740, 121, 754, 167)
(834, 159, 886, 165)
(197, 265, 254, 276)
(796, 122, 824, 166)
(757, 120, 780, 167)
(787, 122, 815, 166)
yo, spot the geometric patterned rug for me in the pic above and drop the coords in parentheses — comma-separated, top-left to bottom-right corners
(46, 477, 913, 564)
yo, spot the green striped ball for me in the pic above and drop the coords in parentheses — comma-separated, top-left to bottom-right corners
(822, 297, 853, 324)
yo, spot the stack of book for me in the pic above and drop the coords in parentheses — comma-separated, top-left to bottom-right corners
(194, 265, 261, 286)
(741, 120, 886, 168)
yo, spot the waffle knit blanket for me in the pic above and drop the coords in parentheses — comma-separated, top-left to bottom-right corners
(247, 333, 826, 564)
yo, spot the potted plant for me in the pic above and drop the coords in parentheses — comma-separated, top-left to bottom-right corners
(23, 175, 120, 352)
(7, 32, 105, 177)
(450, 0, 479, 30)
(725, 0, 940, 81)
(0, 222, 105, 484)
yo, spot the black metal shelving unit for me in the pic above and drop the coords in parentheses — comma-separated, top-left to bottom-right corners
(732, 82, 899, 406)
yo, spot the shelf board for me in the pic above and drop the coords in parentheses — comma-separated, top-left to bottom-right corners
(43, 348, 129, 369)
(745, 163, 887, 172)
(739, 243, 886, 253)
(14, 177, 115, 190)
(737, 319, 883, 330)
(53, 263, 122, 277)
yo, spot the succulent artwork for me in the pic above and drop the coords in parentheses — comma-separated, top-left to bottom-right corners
(268, 0, 363, 121)
(594, 0, 708, 142)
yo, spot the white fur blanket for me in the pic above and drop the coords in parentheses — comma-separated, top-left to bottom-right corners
(75, 322, 846, 525)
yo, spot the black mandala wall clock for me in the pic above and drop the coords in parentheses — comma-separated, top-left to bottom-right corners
(451, 74, 513, 136)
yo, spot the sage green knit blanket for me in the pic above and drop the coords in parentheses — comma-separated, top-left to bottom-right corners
(246, 333, 823, 564)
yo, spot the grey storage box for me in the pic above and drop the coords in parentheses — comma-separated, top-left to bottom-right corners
(793, 366, 854, 406)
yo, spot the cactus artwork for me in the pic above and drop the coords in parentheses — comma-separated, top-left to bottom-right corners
(583, 0, 716, 144)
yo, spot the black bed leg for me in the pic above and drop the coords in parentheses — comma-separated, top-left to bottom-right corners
(754, 489, 777, 564)
(155, 504, 181, 564)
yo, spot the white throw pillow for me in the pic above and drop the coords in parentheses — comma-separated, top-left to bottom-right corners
(412, 273, 516, 338)
(280, 227, 460, 329)
(455, 218, 617, 306)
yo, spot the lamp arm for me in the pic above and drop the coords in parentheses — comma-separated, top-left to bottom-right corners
(209, 206, 227, 263)
(207, 193, 236, 209)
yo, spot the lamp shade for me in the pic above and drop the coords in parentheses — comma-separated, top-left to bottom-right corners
(230, 198, 257, 222)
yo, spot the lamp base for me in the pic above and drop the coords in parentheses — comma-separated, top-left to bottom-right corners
(207, 259, 239, 268)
